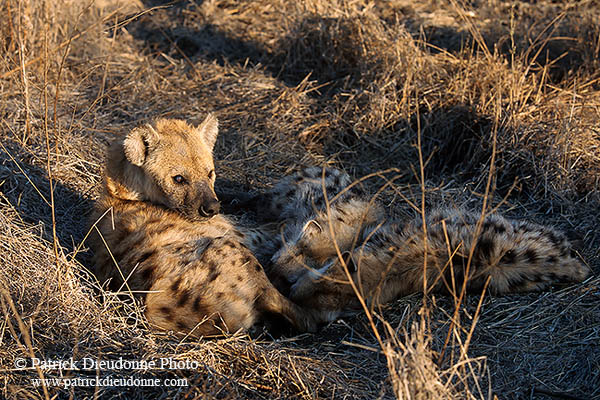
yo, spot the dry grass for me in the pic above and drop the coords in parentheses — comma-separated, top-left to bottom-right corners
(1, 0, 599, 398)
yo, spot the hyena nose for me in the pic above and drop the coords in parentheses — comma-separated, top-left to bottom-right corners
(199, 199, 220, 217)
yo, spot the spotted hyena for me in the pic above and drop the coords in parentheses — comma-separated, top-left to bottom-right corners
(89, 116, 315, 336)
(264, 168, 591, 324)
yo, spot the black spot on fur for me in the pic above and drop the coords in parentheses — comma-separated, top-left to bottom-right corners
(171, 277, 182, 292)
(429, 229, 441, 240)
(506, 276, 527, 290)
(160, 306, 174, 321)
(523, 273, 545, 283)
(145, 218, 162, 226)
(517, 223, 535, 233)
(177, 289, 191, 307)
(192, 296, 203, 312)
(525, 249, 538, 264)
(442, 260, 467, 294)
(216, 292, 224, 299)
(477, 238, 494, 260)
(242, 255, 253, 265)
(113, 228, 130, 247)
(255, 263, 262, 272)
(333, 175, 341, 188)
(484, 221, 506, 234)
(450, 254, 469, 267)
(140, 266, 155, 282)
(142, 136, 150, 162)
(236, 275, 243, 282)
(136, 251, 155, 265)
(553, 274, 571, 283)
(285, 190, 295, 198)
(111, 248, 128, 264)
(350, 186, 365, 197)
(546, 255, 558, 264)
(428, 213, 444, 224)
(570, 248, 578, 258)
(153, 223, 175, 234)
(176, 321, 188, 331)
(546, 231, 563, 246)
(500, 250, 516, 264)
(207, 262, 219, 282)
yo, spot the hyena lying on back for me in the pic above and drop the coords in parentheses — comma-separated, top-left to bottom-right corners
(260, 168, 591, 324)
(89, 116, 316, 336)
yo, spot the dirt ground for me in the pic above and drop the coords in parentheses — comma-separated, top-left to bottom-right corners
(0, 0, 599, 399)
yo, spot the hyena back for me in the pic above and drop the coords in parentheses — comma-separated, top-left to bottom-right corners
(90, 116, 315, 336)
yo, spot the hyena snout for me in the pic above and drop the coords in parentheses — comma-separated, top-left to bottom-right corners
(199, 196, 220, 217)
(190, 182, 220, 218)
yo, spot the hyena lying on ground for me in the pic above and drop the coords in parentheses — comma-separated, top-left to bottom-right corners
(89, 116, 315, 336)
(250, 168, 591, 324)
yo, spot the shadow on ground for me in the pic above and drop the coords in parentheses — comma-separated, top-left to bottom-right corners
(0, 143, 94, 262)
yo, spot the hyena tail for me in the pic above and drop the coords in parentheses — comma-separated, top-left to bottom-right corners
(255, 286, 318, 333)
(421, 211, 592, 296)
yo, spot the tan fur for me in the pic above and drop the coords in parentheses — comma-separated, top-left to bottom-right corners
(270, 198, 384, 292)
(268, 170, 592, 324)
(90, 116, 315, 336)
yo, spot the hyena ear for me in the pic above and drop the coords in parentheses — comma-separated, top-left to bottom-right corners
(124, 124, 159, 167)
(196, 113, 219, 151)
(341, 251, 357, 273)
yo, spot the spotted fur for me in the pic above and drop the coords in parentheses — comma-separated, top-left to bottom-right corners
(89, 116, 316, 336)
(258, 167, 362, 221)
(269, 169, 591, 324)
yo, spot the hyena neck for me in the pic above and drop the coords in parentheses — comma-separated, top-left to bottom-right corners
(103, 142, 149, 203)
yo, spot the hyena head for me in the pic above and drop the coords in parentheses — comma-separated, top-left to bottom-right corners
(121, 114, 220, 220)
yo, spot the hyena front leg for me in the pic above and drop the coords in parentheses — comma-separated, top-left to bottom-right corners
(145, 237, 316, 336)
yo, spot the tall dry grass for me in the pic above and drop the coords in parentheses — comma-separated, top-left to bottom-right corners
(0, 0, 599, 399)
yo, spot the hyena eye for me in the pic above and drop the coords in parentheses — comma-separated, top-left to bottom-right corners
(208, 170, 215, 179)
(172, 175, 186, 184)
